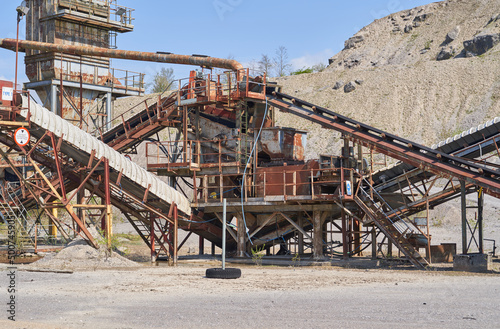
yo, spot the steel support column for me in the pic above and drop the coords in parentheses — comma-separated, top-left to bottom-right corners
(76, 176, 84, 233)
(51, 83, 57, 114)
(371, 227, 377, 260)
(50, 201, 58, 238)
(341, 209, 348, 259)
(313, 211, 324, 259)
(298, 215, 304, 254)
(461, 181, 467, 254)
(150, 212, 156, 262)
(106, 92, 112, 131)
(199, 235, 205, 255)
(478, 188, 484, 254)
(237, 214, 246, 257)
(104, 158, 112, 249)
(173, 203, 178, 265)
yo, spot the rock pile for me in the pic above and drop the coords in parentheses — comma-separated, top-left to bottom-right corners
(27, 235, 138, 270)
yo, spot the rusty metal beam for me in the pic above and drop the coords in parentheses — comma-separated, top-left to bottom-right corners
(268, 92, 500, 198)
(0, 38, 243, 71)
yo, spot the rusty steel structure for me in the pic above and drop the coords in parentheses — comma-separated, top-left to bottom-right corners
(1, 38, 244, 72)
(1, 65, 499, 268)
(0, 2, 499, 269)
(20, 0, 144, 130)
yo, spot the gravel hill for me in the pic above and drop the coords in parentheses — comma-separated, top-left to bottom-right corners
(275, 0, 500, 160)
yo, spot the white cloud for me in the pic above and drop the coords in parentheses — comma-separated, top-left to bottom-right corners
(290, 49, 335, 70)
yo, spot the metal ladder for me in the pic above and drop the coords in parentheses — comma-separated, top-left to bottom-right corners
(354, 178, 430, 269)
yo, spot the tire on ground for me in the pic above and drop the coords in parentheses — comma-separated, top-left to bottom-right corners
(205, 267, 241, 279)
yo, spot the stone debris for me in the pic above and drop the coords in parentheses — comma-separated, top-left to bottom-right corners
(344, 35, 365, 49)
(463, 33, 500, 56)
(437, 46, 455, 61)
(414, 13, 432, 23)
(27, 233, 138, 270)
(332, 80, 344, 90)
(355, 79, 364, 85)
(445, 26, 461, 44)
(344, 81, 356, 93)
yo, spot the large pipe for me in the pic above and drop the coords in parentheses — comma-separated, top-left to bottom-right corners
(0, 38, 243, 71)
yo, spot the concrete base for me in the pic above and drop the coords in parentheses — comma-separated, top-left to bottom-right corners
(453, 253, 492, 272)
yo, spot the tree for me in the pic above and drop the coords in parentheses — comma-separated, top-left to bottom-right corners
(290, 62, 327, 76)
(274, 46, 292, 77)
(291, 67, 314, 75)
(258, 54, 274, 76)
(312, 62, 327, 72)
(148, 67, 175, 93)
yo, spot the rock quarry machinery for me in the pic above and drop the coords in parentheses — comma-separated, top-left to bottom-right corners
(0, 0, 499, 270)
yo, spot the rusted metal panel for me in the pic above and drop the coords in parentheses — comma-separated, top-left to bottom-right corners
(255, 161, 319, 197)
(430, 243, 456, 263)
(259, 127, 307, 161)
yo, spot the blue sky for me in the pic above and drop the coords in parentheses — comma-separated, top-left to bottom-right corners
(0, 0, 436, 88)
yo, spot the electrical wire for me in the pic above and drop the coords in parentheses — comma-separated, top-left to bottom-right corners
(240, 96, 268, 245)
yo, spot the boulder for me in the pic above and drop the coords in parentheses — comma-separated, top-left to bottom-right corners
(332, 81, 344, 90)
(414, 13, 432, 22)
(463, 33, 500, 56)
(344, 35, 365, 49)
(404, 25, 413, 33)
(445, 26, 460, 44)
(344, 81, 356, 93)
(355, 79, 364, 85)
(437, 46, 455, 61)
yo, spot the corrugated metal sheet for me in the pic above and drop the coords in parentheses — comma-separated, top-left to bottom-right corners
(20, 96, 192, 216)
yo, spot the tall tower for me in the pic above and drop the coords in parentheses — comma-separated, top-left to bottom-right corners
(24, 0, 144, 130)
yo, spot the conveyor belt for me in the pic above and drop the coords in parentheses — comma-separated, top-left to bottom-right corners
(267, 91, 500, 198)
(19, 96, 191, 216)
(372, 118, 500, 191)
(100, 93, 178, 152)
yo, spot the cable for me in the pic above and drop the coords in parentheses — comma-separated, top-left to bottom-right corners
(181, 217, 217, 224)
(240, 96, 268, 245)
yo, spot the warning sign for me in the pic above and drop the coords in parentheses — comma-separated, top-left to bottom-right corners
(14, 127, 30, 147)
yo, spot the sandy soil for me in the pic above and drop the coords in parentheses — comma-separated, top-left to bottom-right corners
(1, 263, 499, 329)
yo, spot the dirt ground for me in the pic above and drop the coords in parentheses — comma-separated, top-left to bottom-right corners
(1, 261, 499, 329)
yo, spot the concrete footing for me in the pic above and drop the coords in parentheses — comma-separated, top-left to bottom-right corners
(453, 253, 492, 272)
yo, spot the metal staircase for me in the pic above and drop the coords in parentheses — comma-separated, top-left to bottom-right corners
(0, 182, 37, 252)
(124, 213, 176, 260)
(98, 92, 180, 153)
(354, 178, 430, 269)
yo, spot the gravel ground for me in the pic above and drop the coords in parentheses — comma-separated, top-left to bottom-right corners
(0, 263, 499, 328)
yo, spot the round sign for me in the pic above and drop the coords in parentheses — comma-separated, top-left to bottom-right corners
(14, 127, 30, 147)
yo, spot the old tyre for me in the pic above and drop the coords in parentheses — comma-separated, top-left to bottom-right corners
(206, 267, 241, 279)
